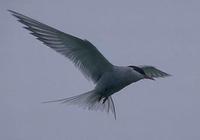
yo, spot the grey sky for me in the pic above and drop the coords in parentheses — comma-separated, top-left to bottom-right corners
(1, 0, 200, 139)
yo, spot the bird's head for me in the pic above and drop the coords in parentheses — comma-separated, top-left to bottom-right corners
(128, 66, 155, 80)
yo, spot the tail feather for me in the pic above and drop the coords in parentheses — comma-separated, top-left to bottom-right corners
(43, 90, 116, 119)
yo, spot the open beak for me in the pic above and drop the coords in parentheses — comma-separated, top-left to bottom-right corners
(144, 75, 155, 80)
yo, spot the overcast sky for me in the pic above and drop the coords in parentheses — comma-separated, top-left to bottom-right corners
(1, 0, 200, 140)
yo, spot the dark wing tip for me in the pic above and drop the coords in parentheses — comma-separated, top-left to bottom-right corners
(7, 9, 14, 13)
(160, 71, 172, 78)
(8, 9, 19, 16)
(8, 10, 26, 23)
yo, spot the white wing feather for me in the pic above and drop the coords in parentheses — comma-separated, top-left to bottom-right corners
(9, 10, 113, 83)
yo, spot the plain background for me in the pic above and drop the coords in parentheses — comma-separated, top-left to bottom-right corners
(1, 0, 200, 139)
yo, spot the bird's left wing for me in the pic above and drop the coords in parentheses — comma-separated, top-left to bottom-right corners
(139, 65, 171, 78)
(9, 10, 113, 83)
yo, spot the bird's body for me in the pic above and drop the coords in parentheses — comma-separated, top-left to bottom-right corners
(9, 10, 170, 119)
(95, 66, 143, 97)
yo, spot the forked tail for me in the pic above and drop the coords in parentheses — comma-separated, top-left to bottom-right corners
(43, 90, 116, 119)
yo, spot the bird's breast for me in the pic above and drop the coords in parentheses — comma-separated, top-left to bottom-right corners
(95, 66, 142, 96)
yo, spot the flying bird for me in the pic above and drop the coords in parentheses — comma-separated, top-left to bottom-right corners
(9, 10, 170, 119)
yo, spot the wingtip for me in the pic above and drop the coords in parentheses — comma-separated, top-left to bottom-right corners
(114, 114, 117, 120)
(7, 9, 12, 12)
(164, 72, 172, 77)
(8, 9, 20, 18)
(8, 10, 23, 17)
(167, 74, 172, 77)
(7, 9, 15, 14)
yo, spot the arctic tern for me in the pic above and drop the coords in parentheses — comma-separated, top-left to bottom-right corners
(9, 10, 170, 119)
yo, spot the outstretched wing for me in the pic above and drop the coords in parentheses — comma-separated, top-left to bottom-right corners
(9, 10, 113, 83)
(139, 65, 171, 78)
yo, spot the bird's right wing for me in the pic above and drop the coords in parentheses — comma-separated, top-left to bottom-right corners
(9, 10, 113, 83)
(140, 65, 171, 78)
